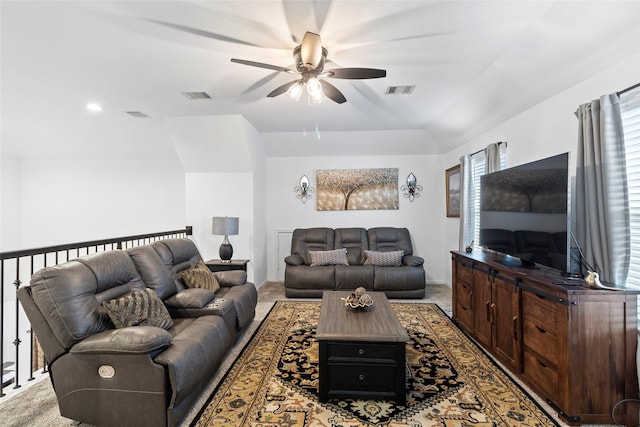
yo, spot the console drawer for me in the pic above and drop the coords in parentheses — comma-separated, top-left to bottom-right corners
(522, 291, 559, 334)
(456, 262, 473, 284)
(455, 301, 473, 330)
(523, 350, 558, 400)
(327, 364, 397, 392)
(523, 320, 559, 366)
(327, 342, 397, 361)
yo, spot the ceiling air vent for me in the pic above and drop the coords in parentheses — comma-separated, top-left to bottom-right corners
(181, 91, 212, 100)
(385, 85, 415, 95)
(125, 111, 149, 118)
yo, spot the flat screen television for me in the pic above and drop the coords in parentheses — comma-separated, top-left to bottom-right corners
(479, 152, 570, 272)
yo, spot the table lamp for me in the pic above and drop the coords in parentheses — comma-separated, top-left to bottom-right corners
(212, 216, 239, 262)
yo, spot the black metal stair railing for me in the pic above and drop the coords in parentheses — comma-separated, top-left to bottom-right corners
(0, 226, 192, 398)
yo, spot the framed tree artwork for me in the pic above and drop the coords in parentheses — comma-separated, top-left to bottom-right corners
(445, 165, 461, 218)
(316, 168, 399, 211)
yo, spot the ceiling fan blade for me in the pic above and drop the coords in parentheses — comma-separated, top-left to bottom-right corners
(267, 80, 300, 98)
(146, 19, 262, 47)
(319, 80, 347, 104)
(300, 32, 323, 70)
(231, 58, 296, 73)
(241, 72, 281, 96)
(325, 68, 387, 79)
(283, 0, 331, 43)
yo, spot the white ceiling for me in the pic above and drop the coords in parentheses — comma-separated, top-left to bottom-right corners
(2, 1, 639, 159)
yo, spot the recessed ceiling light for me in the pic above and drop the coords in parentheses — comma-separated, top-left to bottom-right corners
(86, 103, 102, 112)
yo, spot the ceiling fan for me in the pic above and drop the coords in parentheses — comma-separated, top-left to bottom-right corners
(230, 32, 386, 104)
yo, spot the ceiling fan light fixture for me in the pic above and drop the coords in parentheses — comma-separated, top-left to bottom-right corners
(308, 90, 323, 105)
(300, 32, 323, 70)
(288, 82, 304, 101)
(307, 77, 323, 98)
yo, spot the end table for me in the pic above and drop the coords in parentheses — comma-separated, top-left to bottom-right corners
(204, 259, 249, 272)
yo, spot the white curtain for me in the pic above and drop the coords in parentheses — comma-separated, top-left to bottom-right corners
(575, 93, 630, 285)
(458, 154, 473, 250)
(485, 142, 501, 174)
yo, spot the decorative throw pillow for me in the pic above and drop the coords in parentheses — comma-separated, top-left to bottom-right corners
(102, 288, 173, 330)
(181, 260, 220, 292)
(364, 250, 404, 266)
(309, 249, 349, 266)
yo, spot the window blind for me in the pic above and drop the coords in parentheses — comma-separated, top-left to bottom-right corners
(471, 146, 507, 247)
(621, 88, 640, 289)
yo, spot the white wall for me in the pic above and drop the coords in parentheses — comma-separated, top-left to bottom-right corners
(172, 114, 267, 286)
(243, 120, 268, 287)
(439, 52, 640, 285)
(266, 154, 444, 284)
(14, 157, 185, 249)
(186, 172, 255, 283)
(0, 155, 21, 251)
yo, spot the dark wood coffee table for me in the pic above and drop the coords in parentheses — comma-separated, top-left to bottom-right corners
(316, 291, 409, 405)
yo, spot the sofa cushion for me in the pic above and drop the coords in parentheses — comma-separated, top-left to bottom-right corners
(181, 260, 220, 292)
(71, 326, 173, 354)
(309, 249, 349, 266)
(154, 316, 232, 406)
(335, 228, 368, 265)
(152, 239, 203, 291)
(364, 250, 404, 266)
(290, 228, 335, 265)
(30, 250, 145, 349)
(367, 227, 414, 255)
(163, 288, 216, 309)
(128, 245, 178, 300)
(102, 288, 174, 330)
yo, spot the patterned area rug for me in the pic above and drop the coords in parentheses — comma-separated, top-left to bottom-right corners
(193, 301, 558, 427)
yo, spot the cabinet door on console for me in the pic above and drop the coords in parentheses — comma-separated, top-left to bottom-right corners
(491, 275, 521, 372)
(472, 269, 492, 349)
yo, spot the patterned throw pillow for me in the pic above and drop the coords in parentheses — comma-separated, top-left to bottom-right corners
(181, 260, 220, 292)
(364, 250, 404, 266)
(102, 288, 174, 330)
(309, 249, 349, 266)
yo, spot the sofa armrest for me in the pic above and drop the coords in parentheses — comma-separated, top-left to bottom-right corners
(214, 270, 247, 287)
(285, 254, 305, 266)
(403, 255, 424, 267)
(70, 326, 172, 354)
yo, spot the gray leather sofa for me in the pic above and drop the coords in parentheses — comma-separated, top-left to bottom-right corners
(17, 238, 257, 427)
(284, 227, 425, 298)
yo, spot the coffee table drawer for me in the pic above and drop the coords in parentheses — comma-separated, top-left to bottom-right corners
(327, 342, 397, 361)
(327, 364, 397, 392)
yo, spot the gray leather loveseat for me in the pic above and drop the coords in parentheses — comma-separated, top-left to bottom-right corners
(284, 227, 425, 298)
(17, 238, 257, 427)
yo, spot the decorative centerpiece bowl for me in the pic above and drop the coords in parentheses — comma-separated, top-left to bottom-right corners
(341, 287, 373, 309)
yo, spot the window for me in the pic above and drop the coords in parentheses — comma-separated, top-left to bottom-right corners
(470, 146, 507, 246)
(621, 87, 640, 289)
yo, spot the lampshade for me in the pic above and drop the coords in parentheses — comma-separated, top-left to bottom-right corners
(212, 217, 239, 236)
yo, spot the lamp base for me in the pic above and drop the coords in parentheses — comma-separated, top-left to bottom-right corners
(219, 243, 233, 262)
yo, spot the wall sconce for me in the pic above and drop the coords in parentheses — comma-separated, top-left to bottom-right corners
(294, 174, 314, 203)
(401, 172, 423, 202)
